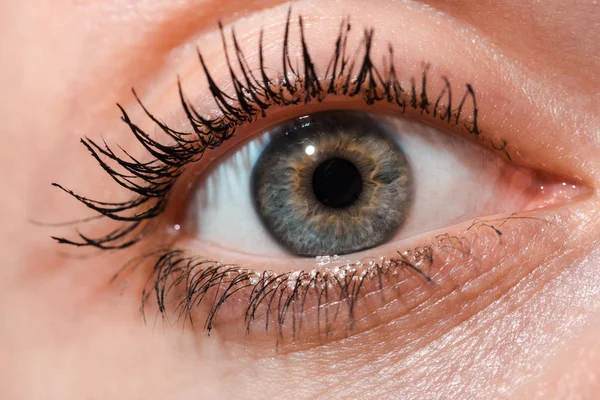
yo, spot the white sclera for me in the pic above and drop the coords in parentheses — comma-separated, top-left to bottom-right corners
(189, 115, 528, 257)
(189, 133, 281, 254)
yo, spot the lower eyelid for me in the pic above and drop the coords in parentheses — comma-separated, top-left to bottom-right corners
(147, 205, 575, 352)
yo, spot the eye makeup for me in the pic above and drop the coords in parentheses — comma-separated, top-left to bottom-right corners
(52, 10, 489, 250)
(51, 6, 588, 350)
(145, 211, 564, 351)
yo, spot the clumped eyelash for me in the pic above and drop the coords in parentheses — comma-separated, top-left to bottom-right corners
(51, 8, 497, 251)
(122, 214, 535, 344)
(142, 215, 523, 344)
(146, 247, 436, 340)
(144, 235, 457, 344)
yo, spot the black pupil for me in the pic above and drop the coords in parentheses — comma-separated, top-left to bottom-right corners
(312, 157, 363, 208)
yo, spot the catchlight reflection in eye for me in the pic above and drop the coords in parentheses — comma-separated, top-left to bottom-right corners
(188, 110, 541, 258)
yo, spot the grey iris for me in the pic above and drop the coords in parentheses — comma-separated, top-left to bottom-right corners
(252, 111, 412, 256)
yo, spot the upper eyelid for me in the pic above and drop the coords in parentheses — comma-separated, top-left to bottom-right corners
(52, 5, 595, 251)
(91, 0, 593, 184)
(144, 5, 589, 175)
(52, 11, 489, 250)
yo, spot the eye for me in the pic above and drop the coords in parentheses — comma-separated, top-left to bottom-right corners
(253, 111, 410, 256)
(51, 6, 588, 351)
(190, 110, 537, 258)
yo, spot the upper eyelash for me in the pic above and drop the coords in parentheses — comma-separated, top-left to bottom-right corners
(51, 8, 493, 251)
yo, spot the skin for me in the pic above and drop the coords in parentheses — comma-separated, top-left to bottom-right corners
(1, 0, 599, 399)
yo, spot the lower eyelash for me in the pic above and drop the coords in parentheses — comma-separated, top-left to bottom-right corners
(147, 244, 436, 343)
(139, 215, 542, 347)
(52, 8, 495, 252)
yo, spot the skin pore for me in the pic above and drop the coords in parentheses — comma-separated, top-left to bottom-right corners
(1, 0, 599, 399)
